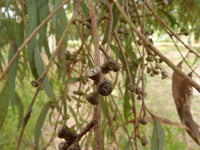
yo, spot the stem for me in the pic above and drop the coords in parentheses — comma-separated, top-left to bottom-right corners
(88, 0, 102, 150)
(0, 0, 71, 81)
(113, 0, 200, 93)
(114, 30, 137, 148)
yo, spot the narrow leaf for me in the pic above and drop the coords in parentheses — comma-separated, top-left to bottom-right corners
(0, 82, 9, 130)
(81, 2, 89, 18)
(34, 103, 50, 149)
(151, 117, 165, 150)
(37, 0, 48, 50)
(27, 0, 38, 78)
(34, 48, 55, 99)
(15, 92, 24, 129)
(8, 44, 18, 112)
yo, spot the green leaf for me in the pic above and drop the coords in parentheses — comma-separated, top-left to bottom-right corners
(81, 2, 89, 18)
(8, 44, 18, 112)
(34, 48, 55, 99)
(123, 77, 130, 121)
(15, 92, 24, 129)
(68, 77, 81, 84)
(34, 102, 50, 149)
(15, 22, 24, 48)
(151, 117, 165, 150)
(27, 0, 38, 78)
(0, 82, 9, 130)
(100, 97, 108, 119)
(69, 106, 80, 129)
(37, 0, 48, 50)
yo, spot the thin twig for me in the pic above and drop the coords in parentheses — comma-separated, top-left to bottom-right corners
(172, 37, 200, 79)
(114, 30, 137, 149)
(73, 21, 95, 63)
(16, 88, 40, 150)
(110, 95, 134, 150)
(0, 0, 71, 81)
(105, 98, 119, 150)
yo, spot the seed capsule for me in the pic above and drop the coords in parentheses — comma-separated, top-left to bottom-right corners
(58, 125, 77, 142)
(139, 117, 148, 125)
(98, 79, 113, 96)
(101, 60, 120, 73)
(58, 142, 70, 150)
(128, 84, 137, 92)
(31, 80, 40, 87)
(86, 92, 99, 105)
(86, 67, 101, 83)
(141, 137, 149, 146)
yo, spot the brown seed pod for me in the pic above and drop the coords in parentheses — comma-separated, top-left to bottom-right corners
(31, 80, 40, 87)
(113, 63, 121, 72)
(141, 137, 149, 146)
(101, 60, 120, 73)
(58, 125, 77, 142)
(118, 27, 125, 34)
(161, 70, 167, 79)
(86, 67, 101, 83)
(98, 79, 113, 96)
(135, 87, 142, 95)
(86, 92, 99, 105)
(139, 117, 148, 125)
(58, 142, 70, 150)
(128, 84, 137, 92)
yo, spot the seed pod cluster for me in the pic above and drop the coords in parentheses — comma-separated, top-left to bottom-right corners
(134, 86, 147, 100)
(58, 125, 77, 150)
(101, 60, 121, 74)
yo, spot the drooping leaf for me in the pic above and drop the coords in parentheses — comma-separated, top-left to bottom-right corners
(34, 48, 55, 99)
(81, 2, 89, 18)
(0, 82, 9, 130)
(34, 102, 50, 149)
(151, 116, 165, 150)
(101, 97, 108, 119)
(27, 0, 38, 78)
(37, 0, 48, 50)
(172, 62, 200, 144)
(15, 92, 24, 129)
(69, 106, 81, 129)
(123, 77, 130, 121)
(68, 77, 81, 84)
(8, 44, 18, 112)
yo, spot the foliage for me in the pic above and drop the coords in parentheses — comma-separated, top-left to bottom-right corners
(0, 0, 200, 150)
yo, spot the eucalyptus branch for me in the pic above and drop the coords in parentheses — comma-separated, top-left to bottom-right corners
(144, 0, 200, 58)
(0, 0, 71, 81)
(88, 0, 102, 150)
(113, 0, 200, 93)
